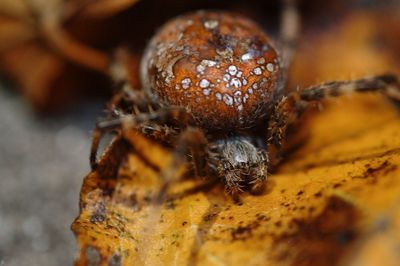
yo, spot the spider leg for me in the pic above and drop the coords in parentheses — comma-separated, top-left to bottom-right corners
(108, 83, 157, 113)
(266, 74, 400, 157)
(156, 127, 208, 203)
(138, 123, 180, 145)
(267, 97, 291, 150)
(90, 126, 105, 169)
(96, 107, 185, 131)
(280, 0, 300, 70)
(298, 74, 400, 102)
(90, 86, 159, 169)
(224, 170, 244, 201)
(90, 106, 187, 170)
(265, 93, 311, 167)
(249, 151, 269, 194)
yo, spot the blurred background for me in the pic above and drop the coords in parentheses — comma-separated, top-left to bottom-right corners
(0, 86, 101, 265)
(0, 0, 399, 265)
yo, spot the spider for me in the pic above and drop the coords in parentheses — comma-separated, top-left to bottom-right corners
(90, 1, 400, 199)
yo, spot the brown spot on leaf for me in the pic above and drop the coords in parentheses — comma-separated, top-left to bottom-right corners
(274, 196, 360, 266)
(314, 191, 323, 198)
(231, 221, 261, 241)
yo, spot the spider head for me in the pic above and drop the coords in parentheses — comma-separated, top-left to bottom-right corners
(212, 136, 268, 193)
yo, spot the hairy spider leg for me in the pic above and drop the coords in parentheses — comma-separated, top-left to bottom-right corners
(298, 74, 400, 102)
(266, 74, 400, 159)
(90, 87, 153, 169)
(91, 99, 210, 204)
(90, 105, 186, 170)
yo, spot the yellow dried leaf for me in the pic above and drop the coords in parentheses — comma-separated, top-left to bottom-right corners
(72, 95, 400, 266)
(72, 8, 400, 266)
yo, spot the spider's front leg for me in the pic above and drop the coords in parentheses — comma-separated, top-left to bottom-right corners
(266, 95, 306, 165)
(249, 151, 269, 195)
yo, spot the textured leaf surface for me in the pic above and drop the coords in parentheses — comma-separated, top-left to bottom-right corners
(72, 8, 400, 266)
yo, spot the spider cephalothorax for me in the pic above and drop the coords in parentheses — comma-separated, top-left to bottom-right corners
(209, 136, 269, 193)
(91, 2, 400, 198)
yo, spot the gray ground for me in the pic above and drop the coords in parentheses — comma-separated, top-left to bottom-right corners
(0, 84, 104, 266)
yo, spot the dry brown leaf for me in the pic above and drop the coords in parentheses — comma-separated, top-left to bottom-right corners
(72, 7, 400, 266)
(0, 17, 34, 51)
(0, 0, 141, 112)
(78, 0, 140, 19)
(0, 0, 31, 19)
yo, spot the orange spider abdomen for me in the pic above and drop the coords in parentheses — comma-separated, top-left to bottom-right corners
(141, 11, 283, 130)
